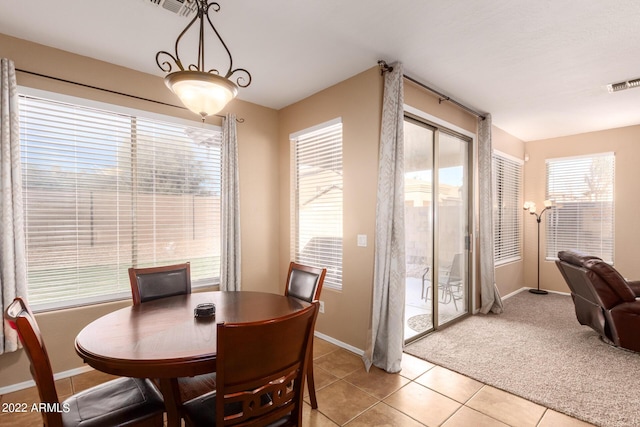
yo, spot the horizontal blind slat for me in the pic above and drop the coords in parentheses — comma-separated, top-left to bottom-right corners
(545, 153, 615, 262)
(20, 94, 222, 310)
(292, 122, 343, 290)
(493, 153, 522, 265)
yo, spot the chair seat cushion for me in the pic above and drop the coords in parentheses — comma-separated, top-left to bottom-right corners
(62, 377, 164, 427)
(177, 373, 217, 403)
(182, 391, 217, 426)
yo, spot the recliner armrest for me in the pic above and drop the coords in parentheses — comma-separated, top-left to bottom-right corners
(627, 280, 640, 297)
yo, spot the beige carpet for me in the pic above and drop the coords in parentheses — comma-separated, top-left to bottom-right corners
(404, 291, 640, 427)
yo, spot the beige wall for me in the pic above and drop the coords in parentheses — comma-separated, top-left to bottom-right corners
(0, 32, 534, 389)
(0, 33, 280, 387)
(523, 125, 640, 293)
(278, 72, 500, 350)
(278, 67, 383, 350)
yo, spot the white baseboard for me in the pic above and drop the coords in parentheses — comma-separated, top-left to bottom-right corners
(315, 331, 364, 356)
(0, 365, 94, 395)
(503, 287, 570, 300)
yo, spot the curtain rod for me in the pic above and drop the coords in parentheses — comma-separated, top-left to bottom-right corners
(15, 68, 244, 123)
(378, 60, 486, 120)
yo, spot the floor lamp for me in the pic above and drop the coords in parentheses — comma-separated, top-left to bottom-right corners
(523, 200, 555, 295)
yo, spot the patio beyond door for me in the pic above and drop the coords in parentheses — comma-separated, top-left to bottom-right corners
(404, 115, 471, 343)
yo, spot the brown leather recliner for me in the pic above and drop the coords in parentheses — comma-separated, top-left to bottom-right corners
(556, 250, 640, 353)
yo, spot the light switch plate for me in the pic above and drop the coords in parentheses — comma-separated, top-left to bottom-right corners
(357, 234, 367, 247)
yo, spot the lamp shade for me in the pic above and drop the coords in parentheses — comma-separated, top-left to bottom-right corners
(165, 71, 238, 118)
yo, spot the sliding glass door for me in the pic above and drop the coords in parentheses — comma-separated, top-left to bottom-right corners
(404, 115, 471, 343)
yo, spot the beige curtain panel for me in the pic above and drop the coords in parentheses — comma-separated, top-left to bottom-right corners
(1, 58, 28, 354)
(363, 61, 406, 373)
(220, 113, 241, 291)
(478, 114, 503, 314)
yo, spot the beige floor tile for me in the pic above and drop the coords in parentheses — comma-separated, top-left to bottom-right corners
(0, 378, 73, 427)
(399, 353, 435, 380)
(345, 402, 424, 427)
(343, 365, 410, 400)
(314, 380, 378, 425)
(70, 369, 119, 393)
(538, 409, 596, 427)
(302, 402, 340, 426)
(314, 349, 364, 379)
(0, 386, 40, 405)
(442, 406, 510, 427)
(466, 386, 545, 427)
(312, 365, 341, 389)
(415, 366, 483, 403)
(0, 408, 44, 427)
(55, 377, 74, 400)
(0, 341, 601, 427)
(0, 385, 40, 427)
(384, 381, 461, 426)
(314, 338, 340, 359)
(304, 365, 340, 400)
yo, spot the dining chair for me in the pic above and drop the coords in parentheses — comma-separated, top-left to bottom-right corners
(181, 302, 319, 426)
(128, 262, 192, 305)
(4, 297, 165, 427)
(128, 261, 217, 405)
(284, 261, 326, 410)
(285, 261, 327, 303)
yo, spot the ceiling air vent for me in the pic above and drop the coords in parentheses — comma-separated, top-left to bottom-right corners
(607, 77, 640, 93)
(146, 0, 197, 18)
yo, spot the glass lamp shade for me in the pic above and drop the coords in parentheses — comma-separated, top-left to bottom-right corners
(165, 71, 238, 118)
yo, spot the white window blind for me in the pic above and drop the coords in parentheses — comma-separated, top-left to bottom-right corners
(19, 94, 222, 310)
(291, 119, 343, 290)
(545, 152, 615, 263)
(493, 151, 523, 265)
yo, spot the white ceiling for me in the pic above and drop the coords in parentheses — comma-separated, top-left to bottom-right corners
(2, 0, 640, 141)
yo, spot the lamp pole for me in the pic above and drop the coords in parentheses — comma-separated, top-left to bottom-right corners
(524, 201, 554, 295)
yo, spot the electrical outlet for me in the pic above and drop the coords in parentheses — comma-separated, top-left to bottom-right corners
(319, 301, 325, 313)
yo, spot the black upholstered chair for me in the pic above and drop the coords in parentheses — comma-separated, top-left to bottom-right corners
(556, 250, 640, 352)
(284, 262, 326, 410)
(4, 297, 165, 427)
(182, 302, 319, 426)
(285, 261, 326, 303)
(128, 262, 191, 305)
(129, 262, 216, 406)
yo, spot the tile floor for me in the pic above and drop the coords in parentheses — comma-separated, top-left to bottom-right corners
(0, 338, 596, 427)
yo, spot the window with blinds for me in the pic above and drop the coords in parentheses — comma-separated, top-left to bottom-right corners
(290, 119, 343, 290)
(493, 151, 523, 265)
(19, 93, 222, 310)
(545, 152, 615, 263)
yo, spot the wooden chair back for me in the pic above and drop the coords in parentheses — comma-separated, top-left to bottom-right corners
(285, 262, 327, 302)
(5, 297, 63, 426)
(128, 262, 191, 305)
(216, 302, 319, 426)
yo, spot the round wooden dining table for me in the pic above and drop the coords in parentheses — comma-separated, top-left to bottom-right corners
(75, 291, 311, 427)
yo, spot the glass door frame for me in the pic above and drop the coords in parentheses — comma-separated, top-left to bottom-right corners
(403, 108, 476, 344)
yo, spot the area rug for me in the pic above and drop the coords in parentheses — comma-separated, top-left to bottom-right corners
(407, 314, 430, 332)
(404, 291, 640, 427)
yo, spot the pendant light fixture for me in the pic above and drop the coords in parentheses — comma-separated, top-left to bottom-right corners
(156, 0, 251, 119)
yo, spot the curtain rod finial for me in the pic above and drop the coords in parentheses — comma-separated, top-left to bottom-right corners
(378, 60, 393, 75)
